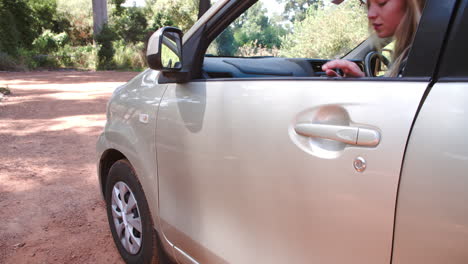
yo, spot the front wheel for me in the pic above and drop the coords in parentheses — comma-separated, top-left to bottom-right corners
(105, 159, 160, 264)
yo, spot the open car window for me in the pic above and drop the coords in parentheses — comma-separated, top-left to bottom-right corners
(206, 0, 368, 60)
(202, 0, 370, 79)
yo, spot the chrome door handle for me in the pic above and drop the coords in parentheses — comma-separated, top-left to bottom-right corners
(294, 123, 380, 147)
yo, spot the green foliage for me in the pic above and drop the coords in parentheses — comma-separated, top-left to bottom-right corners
(113, 40, 146, 70)
(208, 1, 287, 56)
(0, 0, 70, 59)
(0, 0, 371, 71)
(277, 0, 324, 22)
(0, 0, 37, 55)
(147, 11, 175, 32)
(111, 7, 148, 43)
(0, 52, 23, 71)
(33, 30, 69, 54)
(280, 0, 368, 59)
(17, 48, 59, 69)
(236, 40, 280, 57)
(57, 0, 93, 45)
(112, 0, 126, 16)
(54, 44, 96, 69)
(15, 43, 96, 70)
(27, 0, 70, 33)
(0, 7, 20, 56)
(232, 2, 283, 49)
(96, 24, 117, 70)
(208, 27, 236, 56)
(145, 0, 198, 32)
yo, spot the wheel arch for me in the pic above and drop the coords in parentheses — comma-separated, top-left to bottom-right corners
(98, 148, 127, 197)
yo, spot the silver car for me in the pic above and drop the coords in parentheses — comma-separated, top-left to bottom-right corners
(96, 0, 468, 263)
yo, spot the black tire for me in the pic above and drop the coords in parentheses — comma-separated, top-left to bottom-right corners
(105, 159, 160, 264)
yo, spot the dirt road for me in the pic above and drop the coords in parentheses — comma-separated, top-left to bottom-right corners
(0, 71, 140, 264)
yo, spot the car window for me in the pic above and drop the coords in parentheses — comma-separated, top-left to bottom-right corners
(206, 0, 368, 60)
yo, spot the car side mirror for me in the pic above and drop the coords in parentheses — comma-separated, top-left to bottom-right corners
(146, 27, 183, 71)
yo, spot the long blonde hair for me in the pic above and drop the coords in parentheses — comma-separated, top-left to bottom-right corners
(368, 0, 426, 77)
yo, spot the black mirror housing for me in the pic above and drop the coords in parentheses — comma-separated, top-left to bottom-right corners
(146, 27, 183, 71)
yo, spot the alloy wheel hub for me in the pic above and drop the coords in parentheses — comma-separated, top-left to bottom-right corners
(111, 181, 143, 255)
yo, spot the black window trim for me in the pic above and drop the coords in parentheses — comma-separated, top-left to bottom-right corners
(436, 0, 468, 79)
(404, 0, 458, 78)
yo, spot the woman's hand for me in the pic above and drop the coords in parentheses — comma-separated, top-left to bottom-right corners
(322, 59, 365, 77)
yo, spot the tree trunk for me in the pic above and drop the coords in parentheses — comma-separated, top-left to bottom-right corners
(92, 0, 108, 37)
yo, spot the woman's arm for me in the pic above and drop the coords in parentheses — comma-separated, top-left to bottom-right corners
(322, 59, 365, 77)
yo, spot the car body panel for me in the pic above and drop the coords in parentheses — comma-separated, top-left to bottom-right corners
(97, 69, 167, 227)
(392, 82, 468, 264)
(155, 79, 428, 264)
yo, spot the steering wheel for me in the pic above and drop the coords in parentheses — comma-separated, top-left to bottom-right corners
(364, 51, 390, 77)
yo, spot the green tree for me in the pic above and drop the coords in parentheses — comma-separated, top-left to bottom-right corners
(146, 12, 175, 32)
(277, 0, 323, 22)
(210, 26, 236, 56)
(27, 0, 70, 33)
(280, 0, 368, 59)
(233, 2, 286, 55)
(207, 1, 287, 57)
(0, 0, 37, 55)
(0, 1, 18, 55)
(111, 7, 148, 43)
(112, 0, 126, 16)
(96, 24, 117, 69)
(145, 0, 198, 32)
(57, 0, 94, 45)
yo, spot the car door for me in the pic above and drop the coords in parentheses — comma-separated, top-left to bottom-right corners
(154, 1, 454, 263)
(393, 0, 468, 263)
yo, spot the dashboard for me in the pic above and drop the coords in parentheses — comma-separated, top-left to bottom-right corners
(202, 56, 364, 78)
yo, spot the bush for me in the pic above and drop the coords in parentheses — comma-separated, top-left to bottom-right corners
(96, 24, 117, 70)
(20, 44, 96, 70)
(0, 52, 24, 71)
(56, 44, 96, 70)
(0, 0, 37, 56)
(111, 7, 148, 44)
(33, 30, 69, 53)
(236, 40, 280, 57)
(27, 0, 70, 34)
(17, 48, 58, 69)
(57, 0, 93, 45)
(113, 40, 146, 70)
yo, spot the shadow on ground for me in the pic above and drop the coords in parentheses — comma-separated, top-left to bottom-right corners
(0, 71, 138, 264)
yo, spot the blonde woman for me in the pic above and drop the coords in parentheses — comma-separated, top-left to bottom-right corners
(322, 0, 426, 77)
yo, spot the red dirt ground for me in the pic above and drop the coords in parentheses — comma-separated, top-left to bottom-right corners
(0, 71, 140, 264)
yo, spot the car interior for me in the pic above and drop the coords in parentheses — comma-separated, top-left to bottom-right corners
(202, 56, 365, 78)
(202, 41, 372, 79)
